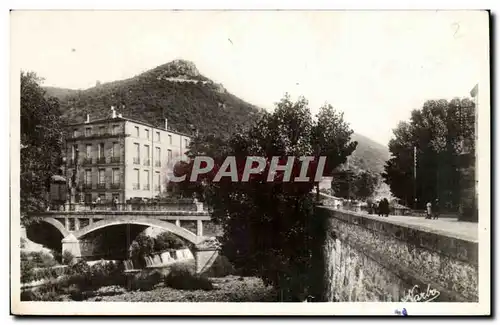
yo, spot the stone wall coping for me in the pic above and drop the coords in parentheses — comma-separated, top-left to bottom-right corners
(320, 206, 476, 243)
(318, 206, 478, 266)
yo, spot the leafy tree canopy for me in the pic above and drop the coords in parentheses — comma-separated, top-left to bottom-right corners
(382, 98, 475, 210)
(175, 94, 357, 301)
(21, 72, 64, 220)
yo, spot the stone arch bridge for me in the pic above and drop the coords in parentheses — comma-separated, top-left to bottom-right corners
(27, 209, 221, 273)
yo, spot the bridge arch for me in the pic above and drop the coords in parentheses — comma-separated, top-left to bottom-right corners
(39, 217, 70, 238)
(72, 217, 202, 244)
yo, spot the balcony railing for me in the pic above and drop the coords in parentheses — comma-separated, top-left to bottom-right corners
(97, 183, 106, 189)
(133, 157, 140, 164)
(96, 157, 106, 164)
(143, 184, 150, 190)
(82, 158, 93, 165)
(132, 183, 140, 190)
(83, 183, 93, 190)
(111, 157, 121, 163)
(155, 161, 161, 167)
(111, 183, 121, 189)
(143, 159, 150, 166)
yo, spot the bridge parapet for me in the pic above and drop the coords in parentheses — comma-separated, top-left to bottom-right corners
(312, 206, 478, 302)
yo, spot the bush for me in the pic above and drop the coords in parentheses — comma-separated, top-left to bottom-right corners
(127, 271, 163, 291)
(62, 250, 74, 265)
(164, 267, 213, 291)
(154, 232, 187, 251)
(200, 255, 235, 278)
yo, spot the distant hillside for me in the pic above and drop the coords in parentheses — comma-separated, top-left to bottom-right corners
(44, 59, 389, 177)
(44, 59, 263, 137)
(349, 133, 390, 176)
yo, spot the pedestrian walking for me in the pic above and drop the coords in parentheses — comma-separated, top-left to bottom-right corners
(425, 201, 432, 219)
(433, 199, 440, 220)
(377, 200, 382, 216)
(383, 198, 390, 217)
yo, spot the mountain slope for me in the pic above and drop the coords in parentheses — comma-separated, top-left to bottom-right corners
(349, 133, 390, 176)
(45, 60, 262, 137)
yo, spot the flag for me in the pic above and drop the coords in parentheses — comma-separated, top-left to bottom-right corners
(470, 84, 478, 97)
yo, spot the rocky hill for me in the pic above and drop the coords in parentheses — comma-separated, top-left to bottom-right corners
(45, 60, 262, 137)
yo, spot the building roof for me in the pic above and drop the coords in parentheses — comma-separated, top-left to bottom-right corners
(67, 116, 193, 138)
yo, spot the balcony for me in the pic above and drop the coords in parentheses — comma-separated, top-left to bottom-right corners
(143, 184, 150, 190)
(155, 161, 161, 167)
(83, 183, 93, 190)
(144, 159, 150, 166)
(97, 183, 106, 189)
(111, 157, 121, 163)
(111, 183, 121, 189)
(82, 158, 93, 165)
(96, 157, 106, 164)
(133, 157, 140, 165)
(132, 183, 140, 190)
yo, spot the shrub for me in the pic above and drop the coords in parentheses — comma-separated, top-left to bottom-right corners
(62, 250, 74, 265)
(154, 232, 187, 251)
(164, 267, 213, 291)
(127, 271, 163, 291)
(200, 255, 235, 278)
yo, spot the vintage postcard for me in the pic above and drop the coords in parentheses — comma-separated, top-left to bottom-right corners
(10, 10, 491, 316)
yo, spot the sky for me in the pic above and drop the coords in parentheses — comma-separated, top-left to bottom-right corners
(11, 10, 489, 145)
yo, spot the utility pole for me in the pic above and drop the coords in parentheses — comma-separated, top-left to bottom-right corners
(413, 146, 417, 210)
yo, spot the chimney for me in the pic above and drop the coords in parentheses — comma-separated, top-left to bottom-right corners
(111, 106, 116, 118)
(164, 118, 168, 130)
(85, 114, 90, 123)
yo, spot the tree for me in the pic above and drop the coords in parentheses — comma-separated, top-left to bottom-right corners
(382, 98, 475, 211)
(353, 171, 378, 201)
(178, 94, 357, 300)
(21, 72, 64, 220)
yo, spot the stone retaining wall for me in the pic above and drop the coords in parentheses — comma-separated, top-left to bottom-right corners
(314, 207, 478, 302)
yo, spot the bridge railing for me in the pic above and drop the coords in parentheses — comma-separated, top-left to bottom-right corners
(54, 202, 205, 212)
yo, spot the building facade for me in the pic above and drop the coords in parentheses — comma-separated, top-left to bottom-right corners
(64, 112, 191, 203)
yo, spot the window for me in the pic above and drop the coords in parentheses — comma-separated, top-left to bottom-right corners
(112, 142, 120, 157)
(85, 127, 92, 137)
(73, 129, 78, 138)
(84, 193, 92, 204)
(85, 169, 92, 184)
(71, 145, 78, 160)
(133, 143, 140, 164)
(167, 149, 172, 163)
(86, 144, 92, 158)
(144, 170, 150, 190)
(98, 143, 105, 159)
(112, 125, 120, 135)
(112, 168, 120, 186)
(99, 126, 106, 135)
(156, 131, 160, 142)
(98, 169, 105, 184)
(144, 145, 150, 165)
(145, 129, 150, 139)
(168, 135, 172, 145)
(135, 126, 140, 137)
(155, 172, 161, 191)
(155, 147, 161, 167)
(133, 169, 140, 189)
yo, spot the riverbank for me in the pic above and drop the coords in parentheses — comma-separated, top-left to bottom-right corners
(85, 275, 277, 302)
